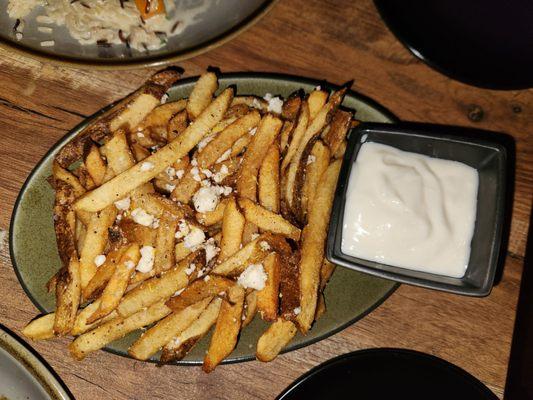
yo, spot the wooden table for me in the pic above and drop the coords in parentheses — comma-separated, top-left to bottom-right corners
(0, 1, 531, 399)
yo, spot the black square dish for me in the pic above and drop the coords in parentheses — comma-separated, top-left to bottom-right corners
(326, 122, 509, 296)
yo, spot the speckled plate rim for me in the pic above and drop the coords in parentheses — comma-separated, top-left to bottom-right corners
(10, 72, 399, 365)
(0, 0, 279, 70)
(0, 324, 73, 400)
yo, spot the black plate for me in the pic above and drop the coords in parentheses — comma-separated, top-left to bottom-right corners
(277, 348, 498, 400)
(375, 0, 533, 90)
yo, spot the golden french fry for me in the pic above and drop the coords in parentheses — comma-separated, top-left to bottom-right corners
(84, 144, 106, 186)
(151, 214, 179, 276)
(160, 297, 222, 363)
(167, 109, 188, 141)
(258, 143, 281, 213)
(137, 100, 187, 141)
(69, 300, 171, 360)
(301, 140, 330, 218)
(82, 246, 126, 301)
(238, 198, 301, 241)
(212, 235, 267, 276)
(131, 142, 150, 162)
(231, 95, 268, 111)
(320, 259, 336, 292)
(129, 297, 212, 360)
(219, 197, 245, 261)
(53, 180, 77, 268)
(54, 256, 81, 335)
(174, 241, 193, 263)
(74, 88, 234, 213)
(256, 318, 297, 362)
(22, 314, 56, 341)
(296, 160, 341, 333)
(230, 134, 252, 157)
(242, 290, 258, 328)
(187, 72, 218, 120)
(281, 102, 309, 172)
(101, 130, 135, 174)
(165, 276, 234, 312)
(257, 252, 281, 322)
(52, 161, 86, 198)
(322, 110, 352, 157)
(203, 284, 245, 372)
(71, 300, 119, 336)
(88, 243, 140, 323)
(307, 90, 328, 120)
(196, 197, 229, 226)
(236, 114, 282, 201)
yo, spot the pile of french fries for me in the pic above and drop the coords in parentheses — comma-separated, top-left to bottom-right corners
(22, 69, 356, 371)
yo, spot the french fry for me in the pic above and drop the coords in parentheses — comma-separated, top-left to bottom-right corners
(333, 140, 347, 159)
(322, 110, 352, 157)
(281, 102, 309, 172)
(242, 290, 258, 328)
(74, 88, 234, 213)
(53, 180, 77, 268)
(165, 276, 234, 312)
(296, 160, 341, 333)
(231, 95, 268, 111)
(236, 114, 282, 201)
(212, 236, 267, 276)
(71, 300, 119, 336)
(22, 314, 56, 341)
(256, 318, 297, 362)
(101, 130, 135, 174)
(238, 198, 301, 241)
(69, 300, 171, 360)
(320, 259, 336, 292)
(219, 197, 245, 261)
(167, 109, 189, 141)
(187, 72, 219, 120)
(172, 111, 260, 203)
(174, 241, 192, 263)
(203, 284, 245, 372)
(300, 140, 330, 218)
(78, 205, 117, 289)
(258, 143, 281, 213)
(279, 250, 301, 321)
(117, 219, 157, 247)
(54, 256, 81, 335)
(136, 100, 187, 142)
(152, 214, 179, 275)
(257, 252, 281, 321)
(131, 142, 150, 162)
(230, 134, 252, 157)
(76, 163, 96, 190)
(87, 243, 141, 323)
(129, 297, 212, 360)
(52, 161, 86, 198)
(307, 90, 328, 120)
(160, 297, 222, 363)
(82, 246, 126, 301)
(196, 197, 229, 226)
(84, 144, 106, 186)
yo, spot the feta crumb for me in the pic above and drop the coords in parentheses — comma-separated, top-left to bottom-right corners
(140, 161, 154, 172)
(94, 254, 106, 267)
(204, 275, 211, 282)
(38, 26, 53, 34)
(124, 260, 136, 270)
(165, 183, 176, 192)
(184, 227, 206, 249)
(175, 219, 190, 239)
(259, 241, 271, 251)
(315, 85, 321, 91)
(131, 208, 155, 227)
(216, 149, 231, 164)
(191, 167, 202, 182)
(293, 307, 301, 315)
(15, 32, 23, 41)
(307, 155, 316, 165)
(263, 93, 283, 114)
(175, 169, 185, 179)
(252, 98, 262, 109)
(191, 158, 198, 167)
(249, 127, 257, 136)
(204, 238, 219, 264)
(116, 214, 123, 221)
(114, 197, 130, 210)
(201, 168, 213, 178)
(185, 263, 196, 276)
(251, 233, 260, 241)
(173, 288, 185, 297)
(198, 135, 214, 151)
(136, 246, 155, 273)
(137, 131, 145, 138)
(40, 40, 55, 47)
(165, 166, 176, 178)
(151, 218, 160, 229)
(161, 93, 169, 104)
(172, 337, 181, 346)
(223, 186, 233, 196)
(213, 164, 229, 183)
(237, 264, 267, 290)
(193, 186, 221, 213)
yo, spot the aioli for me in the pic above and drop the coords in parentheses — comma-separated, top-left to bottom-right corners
(342, 142, 478, 278)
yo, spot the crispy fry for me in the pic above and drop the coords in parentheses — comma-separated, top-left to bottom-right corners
(167, 109, 188, 141)
(88, 243, 140, 323)
(307, 90, 328, 120)
(78, 205, 117, 289)
(230, 133, 252, 157)
(69, 300, 171, 360)
(257, 252, 281, 322)
(219, 197, 245, 261)
(174, 241, 193, 263)
(82, 246, 126, 301)
(231, 95, 268, 111)
(203, 284, 245, 372)
(53, 180, 77, 268)
(101, 130, 135, 174)
(187, 72, 219, 120)
(322, 110, 352, 157)
(212, 235, 266, 276)
(256, 318, 297, 362)
(281, 102, 309, 172)
(129, 297, 212, 360)
(300, 140, 330, 218)
(242, 290, 258, 327)
(258, 143, 281, 213)
(137, 100, 187, 142)
(22, 314, 56, 341)
(296, 160, 341, 333)
(196, 197, 229, 226)
(84, 144, 106, 186)
(279, 250, 301, 321)
(52, 161, 86, 197)
(71, 300, 119, 336)
(236, 114, 282, 201)
(160, 297, 222, 363)
(54, 256, 81, 335)
(165, 276, 234, 312)
(131, 142, 150, 162)
(74, 88, 234, 213)
(238, 198, 301, 241)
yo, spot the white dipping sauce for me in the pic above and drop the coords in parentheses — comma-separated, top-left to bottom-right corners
(342, 142, 479, 278)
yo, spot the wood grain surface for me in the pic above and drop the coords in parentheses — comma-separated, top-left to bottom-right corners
(0, 1, 531, 399)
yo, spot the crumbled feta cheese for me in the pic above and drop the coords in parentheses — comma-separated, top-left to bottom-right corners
(124, 260, 136, 270)
(114, 197, 130, 211)
(252, 98, 262, 109)
(251, 233, 260, 241)
(237, 264, 267, 290)
(165, 183, 176, 192)
(173, 288, 185, 297)
(175, 219, 190, 239)
(315, 85, 321, 91)
(259, 241, 271, 251)
(249, 127, 257, 136)
(140, 161, 154, 172)
(204, 275, 211, 282)
(201, 168, 213, 178)
(212, 164, 229, 183)
(136, 246, 155, 273)
(184, 227, 206, 249)
(204, 238, 219, 264)
(193, 186, 221, 213)
(223, 186, 233, 196)
(293, 307, 301, 315)
(137, 131, 145, 138)
(216, 149, 231, 164)
(40, 40, 55, 47)
(307, 155, 316, 165)
(198, 135, 214, 151)
(165, 166, 176, 178)
(191, 158, 198, 167)
(116, 214, 123, 222)
(131, 208, 155, 227)
(161, 93, 169, 104)
(94, 254, 106, 267)
(184, 263, 196, 276)
(175, 169, 185, 179)
(191, 167, 202, 182)
(263, 93, 283, 114)
(151, 218, 160, 229)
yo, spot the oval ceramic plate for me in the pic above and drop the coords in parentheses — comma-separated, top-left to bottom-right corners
(0, 0, 277, 69)
(0, 324, 72, 400)
(10, 73, 398, 364)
